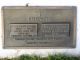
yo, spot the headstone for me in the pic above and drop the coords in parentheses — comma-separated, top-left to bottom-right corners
(2, 6, 77, 48)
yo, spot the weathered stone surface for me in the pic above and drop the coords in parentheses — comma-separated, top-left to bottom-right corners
(2, 6, 77, 48)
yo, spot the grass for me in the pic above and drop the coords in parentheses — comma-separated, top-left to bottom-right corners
(0, 54, 80, 60)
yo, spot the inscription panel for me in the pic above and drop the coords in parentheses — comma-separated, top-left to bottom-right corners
(10, 24, 37, 40)
(40, 24, 70, 40)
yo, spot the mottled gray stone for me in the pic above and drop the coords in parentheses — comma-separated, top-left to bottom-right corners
(2, 6, 77, 48)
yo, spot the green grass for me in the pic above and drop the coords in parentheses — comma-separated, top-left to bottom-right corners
(0, 54, 80, 60)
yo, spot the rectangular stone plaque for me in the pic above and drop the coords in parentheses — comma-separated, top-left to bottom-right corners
(40, 23, 70, 40)
(2, 6, 77, 48)
(10, 24, 37, 40)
